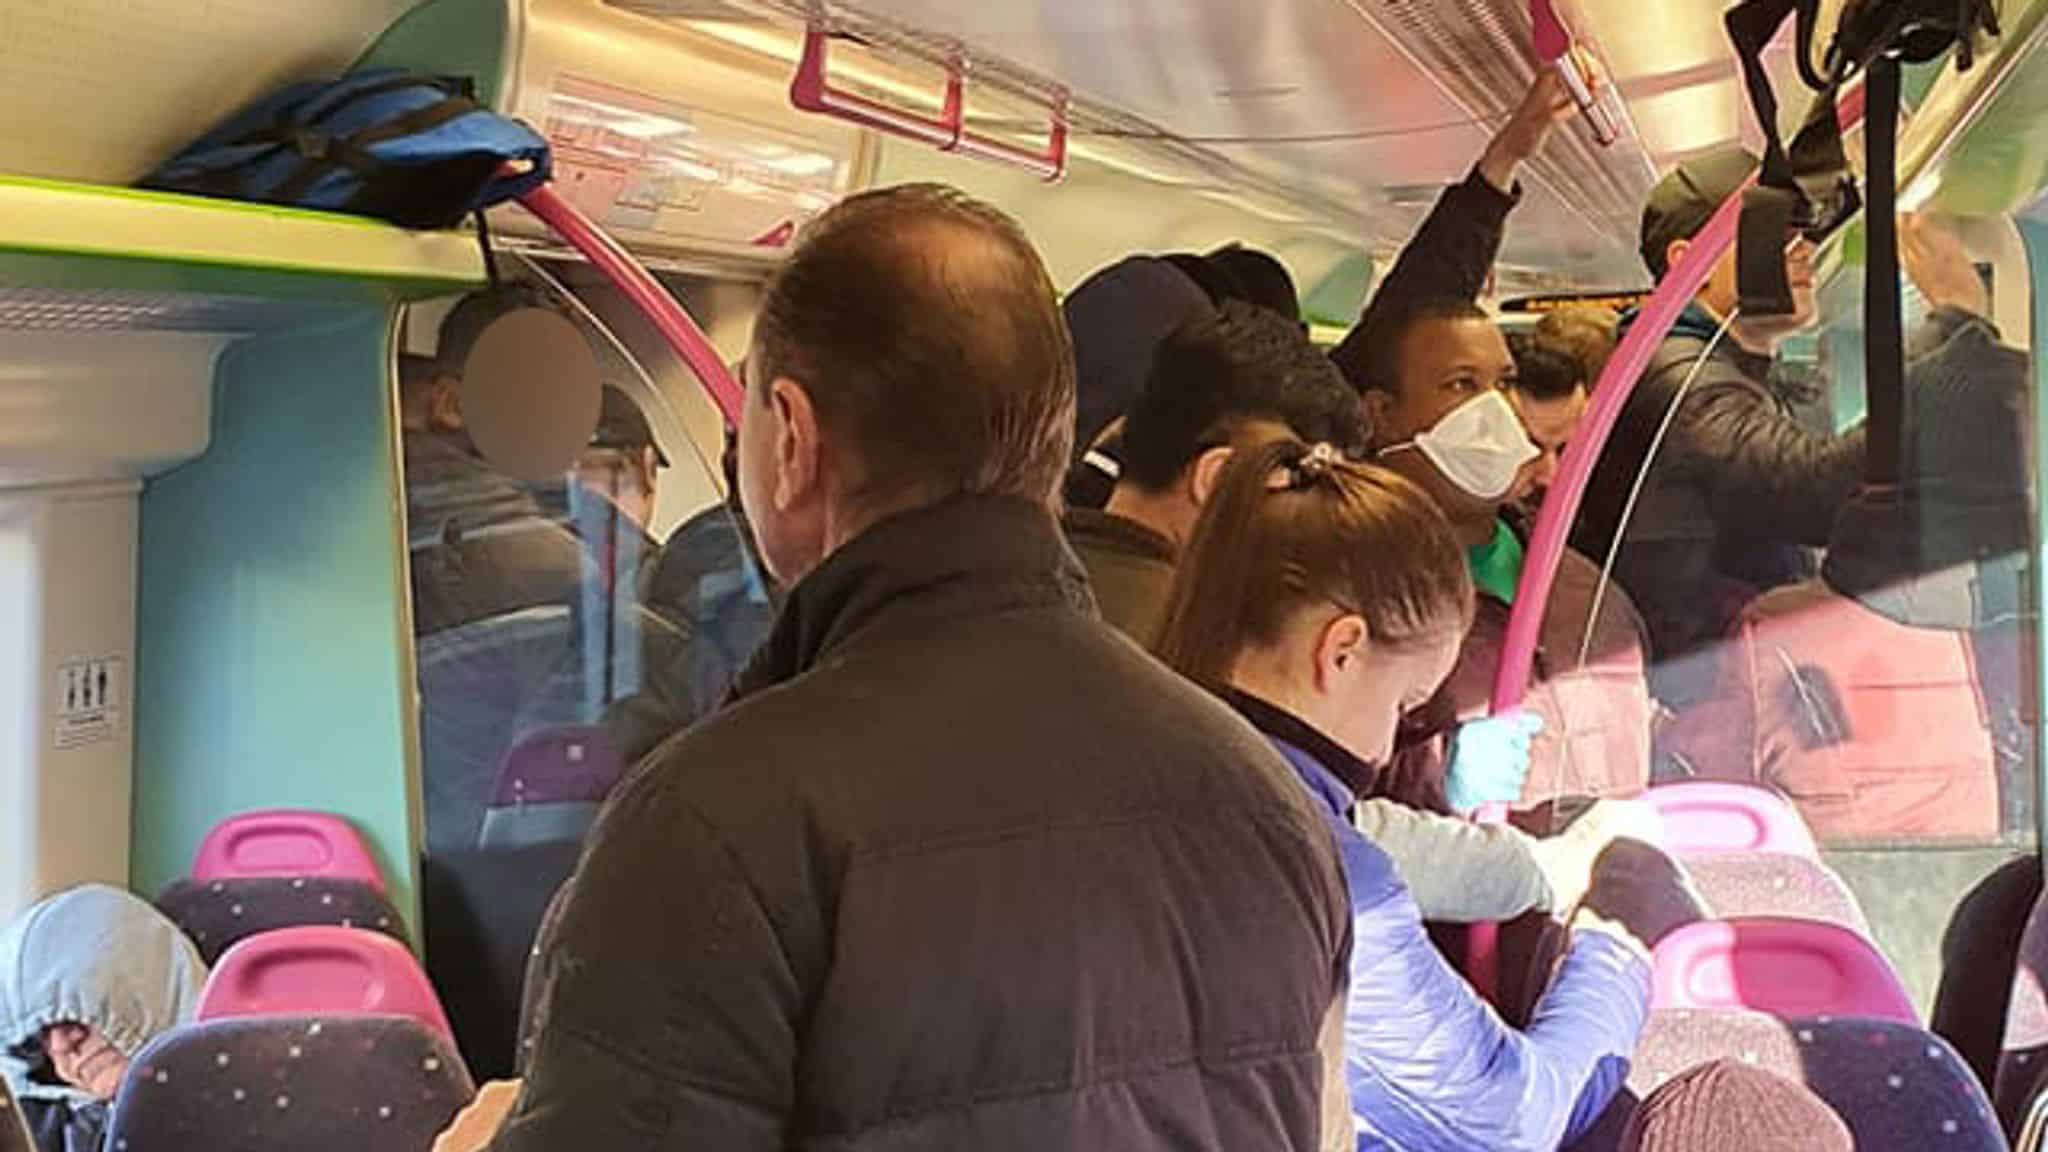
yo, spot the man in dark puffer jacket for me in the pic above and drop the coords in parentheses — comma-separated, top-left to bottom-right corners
(1574, 148, 2000, 710)
(440, 184, 1355, 1152)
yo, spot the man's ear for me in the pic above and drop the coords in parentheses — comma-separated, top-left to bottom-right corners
(768, 375, 822, 513)
(1189, 444, 1237, 507)
(1665, 237, 1691, 276)
(1362, 388, 1395, 444)
(428, 377, 464, 432)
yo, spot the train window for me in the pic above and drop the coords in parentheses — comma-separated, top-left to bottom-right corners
(399, 261, 772, 1076)
(1555, 209, 2038, 1004)
(402, 263, 771, 859)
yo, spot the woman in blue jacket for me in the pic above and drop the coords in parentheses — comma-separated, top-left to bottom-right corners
(1154, 437, 1660, 1152)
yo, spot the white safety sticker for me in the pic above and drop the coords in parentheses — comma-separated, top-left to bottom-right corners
(53, 657, 123, 751)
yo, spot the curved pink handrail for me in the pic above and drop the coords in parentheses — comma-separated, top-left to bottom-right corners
(1469, 85, 1866, 995)
(514, 182, 746, 429)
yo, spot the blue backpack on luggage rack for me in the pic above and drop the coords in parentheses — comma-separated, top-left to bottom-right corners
(142, 69, 551, 230)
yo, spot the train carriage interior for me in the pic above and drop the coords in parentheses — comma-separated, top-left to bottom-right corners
(7, 0, 2048, 1146)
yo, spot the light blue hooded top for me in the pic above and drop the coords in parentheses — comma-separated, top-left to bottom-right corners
(0, 885, 206, 1111)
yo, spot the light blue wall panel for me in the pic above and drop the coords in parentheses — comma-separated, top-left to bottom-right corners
(132, 308, 420, 930)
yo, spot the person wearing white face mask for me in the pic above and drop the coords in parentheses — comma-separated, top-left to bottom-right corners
(1361, 299, 1657, 821)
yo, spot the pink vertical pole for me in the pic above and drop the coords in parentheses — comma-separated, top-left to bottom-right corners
(1468, 87, 1866, 996)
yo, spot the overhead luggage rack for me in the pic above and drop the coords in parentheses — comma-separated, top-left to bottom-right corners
(0, 173, 485, 314)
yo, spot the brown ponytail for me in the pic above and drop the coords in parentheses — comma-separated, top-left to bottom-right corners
(1154, 438, 1474, 690)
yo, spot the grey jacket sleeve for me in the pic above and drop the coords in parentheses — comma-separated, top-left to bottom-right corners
(490, 774, 801, 1151)
(1353, 800, 1551, 923)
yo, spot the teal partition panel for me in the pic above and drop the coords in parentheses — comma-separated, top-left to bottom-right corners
(132, 308, 420, 930)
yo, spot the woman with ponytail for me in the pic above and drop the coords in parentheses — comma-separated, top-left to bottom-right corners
(1156, 438, 1678, 1152)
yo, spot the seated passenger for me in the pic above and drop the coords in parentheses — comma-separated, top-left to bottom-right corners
(1506, 334, 1590, 511)
(1666, 303, 2030, 843)
(1075, 302, 1647, 922)
(441, 184, 1356, 1152)
(1154, 439, 1682, 1151)
(0, 886, 207, 1152)
(1366, 301, 1655, 812)
(1620, 1060, 1851, 1152)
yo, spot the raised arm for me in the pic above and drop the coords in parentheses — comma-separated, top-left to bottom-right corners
(1331, 70, 1576, 389)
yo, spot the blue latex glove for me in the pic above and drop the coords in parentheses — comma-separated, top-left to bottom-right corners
(1446, 711, 1544, 814)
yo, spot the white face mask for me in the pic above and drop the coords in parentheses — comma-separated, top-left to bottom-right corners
(1381, 390, 1539, 502)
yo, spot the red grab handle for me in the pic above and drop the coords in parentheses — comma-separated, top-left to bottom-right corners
(790, 25, 1068, 182)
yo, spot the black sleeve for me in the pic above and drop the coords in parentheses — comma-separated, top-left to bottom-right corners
(1676, 371, 1866, 549)
(1331, 168, 1519, 390)
(491, 766, 801, 1150)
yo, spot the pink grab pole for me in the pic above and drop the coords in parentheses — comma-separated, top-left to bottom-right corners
(514, 182, 747, 429)
(1467, 86, 1866, 995)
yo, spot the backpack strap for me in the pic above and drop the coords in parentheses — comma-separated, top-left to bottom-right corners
(270, 92, 480, 207)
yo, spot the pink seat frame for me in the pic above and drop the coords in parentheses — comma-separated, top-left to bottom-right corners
(1645, 781, 1819, 859)
(1652, 917, 1916, 1024)
(191, 810, 384, 892)
(197, 926, 451, 1038)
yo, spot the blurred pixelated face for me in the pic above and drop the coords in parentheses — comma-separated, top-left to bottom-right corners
(43, 1023, 126, 1100)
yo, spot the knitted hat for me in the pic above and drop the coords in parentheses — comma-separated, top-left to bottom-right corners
(1622, 1061, 1853, 1152)
(1063, 256, 1214, 454)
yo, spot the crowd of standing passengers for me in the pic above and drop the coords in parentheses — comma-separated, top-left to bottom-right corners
(3, 59, 2023, 1152)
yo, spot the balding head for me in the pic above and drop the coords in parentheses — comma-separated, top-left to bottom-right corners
(741, 184, 1075, 582)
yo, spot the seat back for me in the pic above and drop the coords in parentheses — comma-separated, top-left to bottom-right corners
(156, 877, 408, 965)
(197, 926, 452, 1039)
(478, 725, 623, 850)
(1576, 1011, 2002, 1151)
(1644, 781, 1819, 858)
(420, 841, 584, 1081)
(0, 1077, 32, 1152)
(1686, 852, 1872, 936)
(1652, 917, 1915, 1023)
(191, 811, 384, 892)
(106, 1016, 473, 1152)
(1998, 886, 2048, 1134)
(1728, 580, 2002, 843)
(417, 605, 577, 856)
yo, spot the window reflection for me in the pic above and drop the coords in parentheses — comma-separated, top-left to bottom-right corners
(401, 285, 773, 860)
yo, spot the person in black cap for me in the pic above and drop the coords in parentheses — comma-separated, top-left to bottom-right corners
(573, 384, 670, 533)
(1572, 147, 2000, 712)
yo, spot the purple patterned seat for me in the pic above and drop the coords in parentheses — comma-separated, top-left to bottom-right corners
(1685, 852, 1872, 936)
(105, 1016, 473, 1152)
(1998, 886, 2048, 1136)
(478, 725, 624, 850)
(156, 877, 407, 965)
(1572, 1012, 2002, 1150)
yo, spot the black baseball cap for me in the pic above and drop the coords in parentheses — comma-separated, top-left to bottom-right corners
(590, 384, 669, 467)
(1640, 146, 1760, 279)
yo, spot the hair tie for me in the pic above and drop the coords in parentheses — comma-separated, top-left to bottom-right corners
(1293, 442, 1338, 489)
(1266, 441, 1340, 492)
